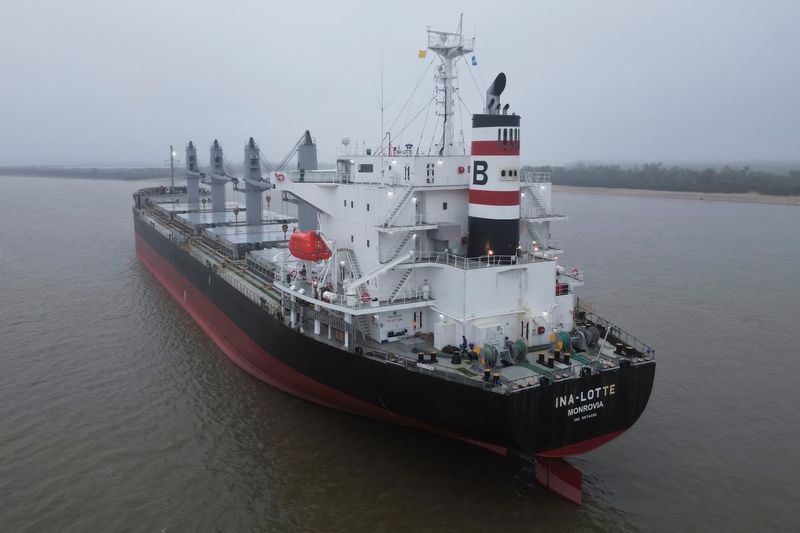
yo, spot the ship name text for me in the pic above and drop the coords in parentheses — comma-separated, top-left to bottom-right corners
(554, 384, 616, 410)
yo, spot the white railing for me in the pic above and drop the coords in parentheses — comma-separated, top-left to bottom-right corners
(411, 251, 539, 269)
(427, 32, 475, 51)
(336, 145, 464, 159)
(320, 287, 432, 309)
(286, 170, 346, 183)
(521, 206, 562, 219)
(219, 268, 268, 307)
(521, 171, 551, 183)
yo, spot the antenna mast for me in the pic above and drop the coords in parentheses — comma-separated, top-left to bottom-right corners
(426, 14, 474, 156)
(380, 51, 385, 177)
(169, 144, 175, 191)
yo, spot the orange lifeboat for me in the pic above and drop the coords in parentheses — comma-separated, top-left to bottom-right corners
(288, 230, 332, 261)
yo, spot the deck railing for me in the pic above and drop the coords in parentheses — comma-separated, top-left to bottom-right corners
(578, 307, 656, 359)
(521, 171, 551, 183)
(410, 250, 541, 269)
(286, 170, 347, 183)
(359, 348, 495, 390)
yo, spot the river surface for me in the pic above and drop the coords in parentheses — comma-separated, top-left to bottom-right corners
(1, 176, 798, 532)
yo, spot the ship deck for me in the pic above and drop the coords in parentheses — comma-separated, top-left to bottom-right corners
(133, 188, 655, 396)
(350, 331, 645, 393)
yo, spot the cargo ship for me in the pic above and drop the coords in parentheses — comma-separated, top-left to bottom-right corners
(133, 21, 655, 504)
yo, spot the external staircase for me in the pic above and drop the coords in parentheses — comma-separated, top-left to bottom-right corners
(389, 269, 413, 302)
(382, 187, 414, 226)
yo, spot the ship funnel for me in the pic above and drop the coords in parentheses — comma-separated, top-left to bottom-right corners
(469, 72, 521, 259)
(485, 72, 506, 115)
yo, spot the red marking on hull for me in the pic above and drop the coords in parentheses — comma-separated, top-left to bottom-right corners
(468, 189, 520, 206)
(471, 140, 520, 156)
(537, 429, 627, 458)
(134, 232, 508, 455)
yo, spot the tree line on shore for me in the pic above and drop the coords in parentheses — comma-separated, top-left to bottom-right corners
(0, 166, 172, 180)
(3, 162, 800, 196)
(523, 163, 800, 196)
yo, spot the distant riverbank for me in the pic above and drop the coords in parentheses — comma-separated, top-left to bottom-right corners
(554, 185, 800, 205)
(526, 163, 800, 197)
(0, 167, 170, 181)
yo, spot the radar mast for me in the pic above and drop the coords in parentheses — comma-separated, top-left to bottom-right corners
(426, 15, 474, 156)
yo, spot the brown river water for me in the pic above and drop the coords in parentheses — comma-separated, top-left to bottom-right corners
(1, 176, 799, 532)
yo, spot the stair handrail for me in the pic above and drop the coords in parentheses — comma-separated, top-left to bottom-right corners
(382, 187, 415, 226)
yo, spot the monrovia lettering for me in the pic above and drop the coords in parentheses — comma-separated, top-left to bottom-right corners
(567, 401, 604, 417)
(555, 384, 616, 409)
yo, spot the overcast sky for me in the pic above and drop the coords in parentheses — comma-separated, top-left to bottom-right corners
(1, 0, 798, 166)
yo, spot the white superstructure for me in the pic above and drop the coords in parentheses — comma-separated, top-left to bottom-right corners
(263, 22, 581, 354)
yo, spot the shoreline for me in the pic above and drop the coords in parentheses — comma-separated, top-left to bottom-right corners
(553, 185, 800, 206)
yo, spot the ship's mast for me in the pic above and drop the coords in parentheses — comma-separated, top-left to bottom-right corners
(169, 144, 175, 191)
(427, 15, 474, 156)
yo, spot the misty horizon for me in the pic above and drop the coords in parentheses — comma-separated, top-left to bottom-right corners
(1, 1, 798, 167)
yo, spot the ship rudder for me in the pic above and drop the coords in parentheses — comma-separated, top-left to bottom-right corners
(534, 455, 583, 505)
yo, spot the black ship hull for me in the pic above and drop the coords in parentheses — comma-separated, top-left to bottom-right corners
(134, 212, 655, 457)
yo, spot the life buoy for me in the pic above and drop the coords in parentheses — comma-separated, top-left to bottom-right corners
(275, 172, 285, 182)
(360, 291, 370, 303)
(571, 267, 579, 277)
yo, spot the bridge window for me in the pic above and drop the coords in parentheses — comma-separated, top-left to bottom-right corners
(358, 164, 374, 173)
(367, 203, 370, 211)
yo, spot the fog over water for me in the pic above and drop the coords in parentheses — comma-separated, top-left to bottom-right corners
(1, 0, 798, 166)
(1, 176, 799, 531)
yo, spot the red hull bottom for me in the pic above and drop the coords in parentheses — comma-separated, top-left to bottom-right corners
(135, 234, 508, 455)
(136, 231, 629, 503)
(537, 429, 626, 458)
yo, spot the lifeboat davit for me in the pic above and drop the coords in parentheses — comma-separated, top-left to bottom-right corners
(288, 230, 332, 261)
